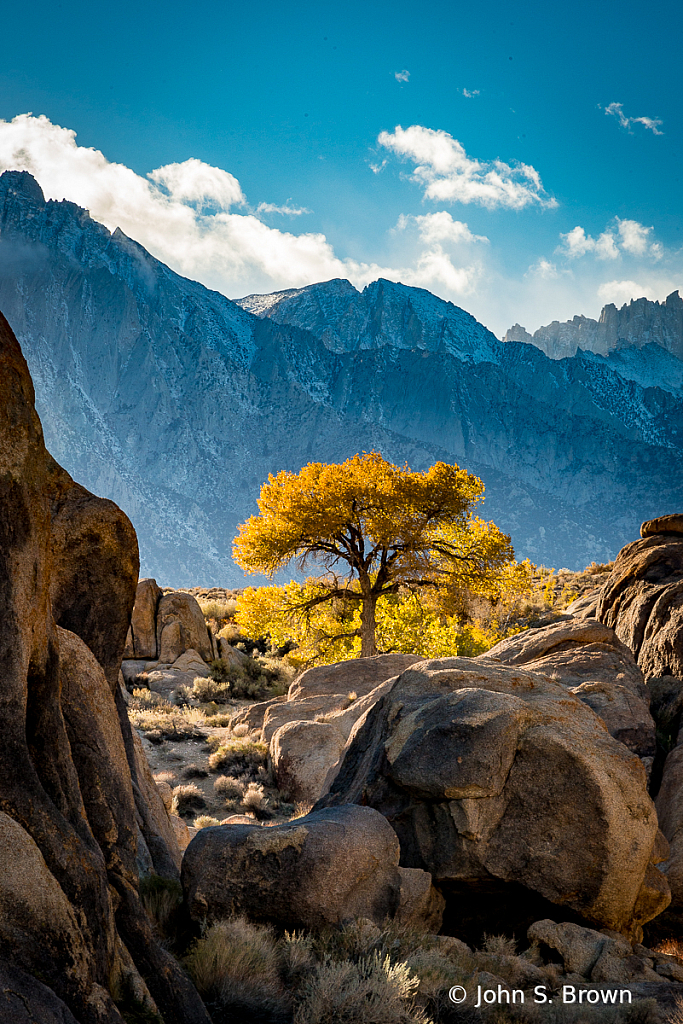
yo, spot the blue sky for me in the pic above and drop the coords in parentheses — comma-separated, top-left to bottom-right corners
(1, 0, 680, 335)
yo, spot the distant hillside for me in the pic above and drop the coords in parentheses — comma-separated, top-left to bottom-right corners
(1, 169, 682, 583)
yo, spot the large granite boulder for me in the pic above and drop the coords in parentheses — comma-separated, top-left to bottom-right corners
(318, 656, 668, 942)
(182, 804, 404, 931)
(288, 652, 422, 701)
(156, 591, 214, 663)
(0, 310, 209, 1023)
(597, 514, 683, 681)
(267, 676, 404, 804)
(484, 618, 656, 757)
(125, 578, 162, 659)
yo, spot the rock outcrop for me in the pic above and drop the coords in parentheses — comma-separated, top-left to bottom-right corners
(484, 618, 656, 757)
(597, 514, 683, 681)
(287, 653, 422, 701)
(0, 310, 209, 1022)
(504, 291, 683, 362)
(317, 656, 669, 942)
(182, 803, 443, 932)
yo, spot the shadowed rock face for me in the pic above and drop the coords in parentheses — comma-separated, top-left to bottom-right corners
(317, 657, 669, 944)
(0, 310, 209, 1022)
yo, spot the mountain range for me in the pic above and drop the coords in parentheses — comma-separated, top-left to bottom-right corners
(504, 292, 683, 364)
(1, 169, 682, 584)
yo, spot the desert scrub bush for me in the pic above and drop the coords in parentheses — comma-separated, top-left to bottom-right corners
(293, 951, 431, 1024)
(221, 654, 292, 700)
(214, 775, 247, 800)
(172, 783, 206, 816)
(200, 598, 237, 621)
(192, 674, 231, 704)
(194, 816, 222, 829)
(184, 918, 289, 1023)
(139, 874, 183, 944)
(208, 658, 233, 683)
(241, 781, 271, 819)
(208, 737, 268, 775)
(129, 699, 207, 744)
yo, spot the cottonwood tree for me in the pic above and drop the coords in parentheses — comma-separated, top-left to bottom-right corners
(233, 451, 521, 658)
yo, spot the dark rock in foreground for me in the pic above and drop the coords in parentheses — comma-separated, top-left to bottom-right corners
(0, 310, 209, 1022)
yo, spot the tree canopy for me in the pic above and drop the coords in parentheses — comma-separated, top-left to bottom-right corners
(233, 451, 527, 658)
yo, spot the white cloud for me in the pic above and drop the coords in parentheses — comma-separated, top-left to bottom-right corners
(0, 114, 481, 302)
(255, 201, 311, 216)
(617, 218, 661, 258)
(149, 158, 244, 210)
(605, 102, 663, 135)
(526, 258, 559, 280)
(597, 279, 649, 305)
(559, 226, 619, 260)
(462, 89, 480, 98)
(377, 124, 557, 210)
(558, 219, 661, 262)
(370, 159, 387, 174)
(398, 211, 488, 246)
(395, 70, 410, 83)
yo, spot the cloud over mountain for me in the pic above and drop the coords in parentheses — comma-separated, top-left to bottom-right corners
(377, 124, 557, 210)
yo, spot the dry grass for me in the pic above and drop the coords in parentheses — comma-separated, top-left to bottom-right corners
(194, 815, 222, 829)
(293, 951, 430, 1024)
(184, 918, 288, 1020)
(655, 938, 683, 964)
(139, 874, 183, 944)
(171, 783, 206, 816)
(199, 598, 238, 621)
(129, 694, 207, 744)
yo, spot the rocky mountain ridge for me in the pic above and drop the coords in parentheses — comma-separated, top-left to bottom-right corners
(505, 291, 683, 364)
(1, 169, 683, 583)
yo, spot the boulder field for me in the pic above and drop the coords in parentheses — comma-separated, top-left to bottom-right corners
(0, 310, 210, 1022)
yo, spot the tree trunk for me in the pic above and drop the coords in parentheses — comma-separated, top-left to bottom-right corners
(359, 584, 378, 658)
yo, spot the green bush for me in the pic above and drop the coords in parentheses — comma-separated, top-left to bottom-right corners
(208, 738, 268, 776)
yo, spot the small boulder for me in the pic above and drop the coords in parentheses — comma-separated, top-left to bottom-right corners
(262, 693, 351, 743)
(271, 720, 348, 804)
(182, 804, 402, 931)
(171, 649, 210, 678)
(156, 592, 213, 663)
(230, 695, 287, 733)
